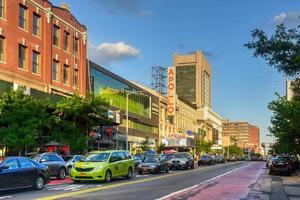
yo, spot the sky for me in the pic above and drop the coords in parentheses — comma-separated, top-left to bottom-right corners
(51, 0, 300, 144)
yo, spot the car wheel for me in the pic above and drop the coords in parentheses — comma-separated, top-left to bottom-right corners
(156, 167, 161, 174)
(67, 165, 72, 173)
(126, 168, 133, 179)
(57, 168, 66, 180)
(33, 176, 45, 190)
(191, 162, 194, 169)
(105, 170, 112, 183)
(268, 168, 273, 175)
(165, 167, 170, 173)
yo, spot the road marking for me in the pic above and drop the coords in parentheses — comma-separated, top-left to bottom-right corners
(156, 162, 253, 200)
(37, 162, 246, 200)
(47, 185, 85, 191)
(0, 197, 12, 199)
(135, 174, 149, 178)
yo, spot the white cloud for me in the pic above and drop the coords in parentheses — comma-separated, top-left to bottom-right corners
(88, 42, 140, 66)
(274, 11, 300, 27)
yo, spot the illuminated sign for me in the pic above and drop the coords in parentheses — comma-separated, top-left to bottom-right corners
(167, 67, 176, 116)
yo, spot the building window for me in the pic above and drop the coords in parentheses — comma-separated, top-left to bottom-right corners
(19, 5, 27, 29)
(32, 51, 40, 74)
(63, 64, 69, 84)
(53, 25, 59, 46)
(63, 31, 69, 52)
(52, 60, 59, 81)
(0, 0, 5, 19)
(74, 68, 78, 88)
(33, 13, 40, 36)
(18, 44, 27, 69)
(0, 36, 4, 62)
(74, 37, 78, 57)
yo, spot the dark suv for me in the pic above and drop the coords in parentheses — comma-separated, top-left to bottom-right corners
(32, 153, 67, 180)
(168, 153, 194, 170)
(198, 155, 215, 166)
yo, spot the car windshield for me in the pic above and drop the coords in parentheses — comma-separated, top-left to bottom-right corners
(165, 154, 174, 159)
(31, 154, 41, 161)
(144, 158, 159, 163)
(174, 154, 187, 158)
(83, 153, 110, 162)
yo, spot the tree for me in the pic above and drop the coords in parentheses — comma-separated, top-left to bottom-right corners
(224, 145, 244, 156)
(245, 23, 300, 153)
(140, 137, 151, 152)
(195, 139, 213, 154)
(245, 24, 300, 98)
(50, 94, 113, 153)
(268, 95, 300, 154)
(0, 90, 49, 155)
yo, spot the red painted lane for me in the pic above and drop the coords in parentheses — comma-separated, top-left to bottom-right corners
(163, 162, 264, 200)
(47, 177, 72, 186)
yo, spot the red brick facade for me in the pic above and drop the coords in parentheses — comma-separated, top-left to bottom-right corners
(249, 125, 260, 148)
(0, 0, 87, 96)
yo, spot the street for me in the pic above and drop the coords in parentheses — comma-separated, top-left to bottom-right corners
(0, 161, 267, 200)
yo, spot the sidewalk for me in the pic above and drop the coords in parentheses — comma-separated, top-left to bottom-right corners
(245, 167, 300, 200)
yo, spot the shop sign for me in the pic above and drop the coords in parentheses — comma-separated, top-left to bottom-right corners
(167, 67, 176, 117)
(162, 138, 187, 147)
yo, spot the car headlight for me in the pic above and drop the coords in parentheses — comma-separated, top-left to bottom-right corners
(94, 165, 103, 171)
(180, 161, 185, 164)
(150, 165, 158, 168)
(137, 164, 142, 168)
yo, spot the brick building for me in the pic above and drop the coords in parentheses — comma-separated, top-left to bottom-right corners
(249, 125, 260, 149)
(0, 0, 87, 97)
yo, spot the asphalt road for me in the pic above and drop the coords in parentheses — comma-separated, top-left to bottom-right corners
(0, 161, 254, 200)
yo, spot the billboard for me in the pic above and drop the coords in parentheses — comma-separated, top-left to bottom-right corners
(167, 67, 176, 117)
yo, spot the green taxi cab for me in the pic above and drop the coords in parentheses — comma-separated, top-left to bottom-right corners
(70, 150, 134, 182)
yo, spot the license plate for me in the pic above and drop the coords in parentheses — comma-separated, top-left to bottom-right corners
(80, 172, 86, 176)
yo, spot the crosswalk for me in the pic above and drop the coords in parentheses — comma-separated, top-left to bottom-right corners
(46, 184, 89, 192)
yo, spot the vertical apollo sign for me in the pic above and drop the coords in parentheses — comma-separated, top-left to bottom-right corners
(167, 67, 176, 117)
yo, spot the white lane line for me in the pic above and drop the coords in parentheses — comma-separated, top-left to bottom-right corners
(156, 163, 253, 200)
(0, 196, 12, 199)
(64, 185, 85, 191)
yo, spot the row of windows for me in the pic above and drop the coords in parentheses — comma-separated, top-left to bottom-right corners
(15, 3, 80, 56)
(121, 119, 158, 135)
(0, 36, 79, 87)
(52, 60, 79, 87)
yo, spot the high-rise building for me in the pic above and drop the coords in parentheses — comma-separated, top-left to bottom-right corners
(173, 51, 212, 108)
(173, 51, 223, 150)
(0, 0, 87, 97)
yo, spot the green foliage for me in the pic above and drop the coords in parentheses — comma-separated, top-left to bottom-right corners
(156, 143, 166, 154)
(0, 90, 49, 155)
(140, 137, 152, 152)
(246, 22, 300, 153)
(195, 140, 213, 154)
(268, 95, 300, 154)
(51, 94, 113, 153)
(224, 145, 244, 156)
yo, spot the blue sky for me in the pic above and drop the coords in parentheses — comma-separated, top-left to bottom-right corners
(52, 0, 300, 143)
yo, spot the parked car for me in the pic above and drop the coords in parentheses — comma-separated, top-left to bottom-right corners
(214, 155, 225, 163)
(65, 155, 84, 172)
(250, 156, 258, 161)
(137, 157, 169, 174)
(168, 152, 194, 170)
(266, 157, 274, 168)
(163, 154, 175, 161)
(276, 155, 296, 173)
(133, 156, 142, 168)
(198, 155, 215, 166)
(70, 150, 134, 183)
(0, 157, 49, 191)
(269, 157, 292, 175)
(226, 156, 237, 162)
(32, 152, 67, 180)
